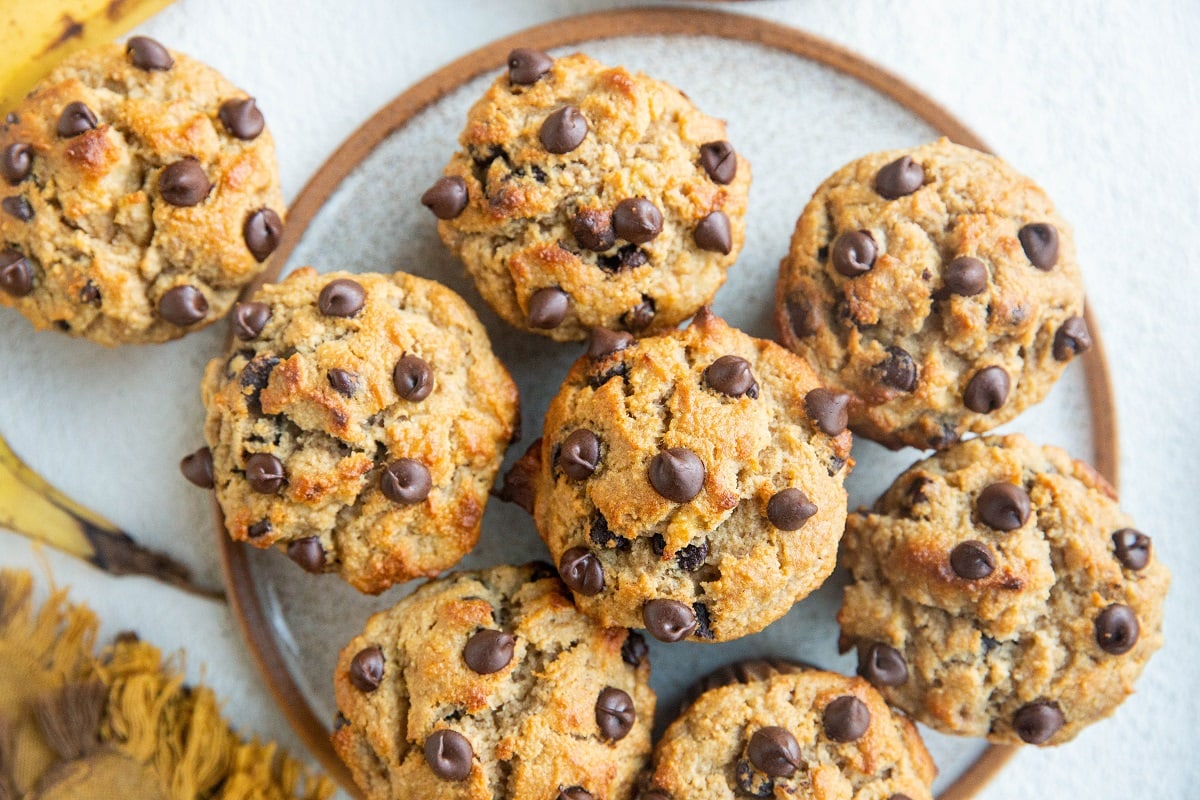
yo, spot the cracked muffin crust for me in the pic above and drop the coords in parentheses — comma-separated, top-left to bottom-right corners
(837, 434, 1169, 746)
(524, 309, 850, 643)
(775, 138, 1088, 450)
(645, 668, 935, 800)
(425, 49, 750, 341)
(196, 267, 518, 594)
(331, 563, 655, 800)
(0, 38, 283, 345)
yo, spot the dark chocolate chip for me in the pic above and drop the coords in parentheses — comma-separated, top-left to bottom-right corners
(421, 176, 469, 220)
(2, 195, 32, 221)
(245, 452, 285, 493)
(642, 599, 697, 642)
(1112, 529, 1151, 571)
(944, 256, 988, 296)
(463, 629, 516, 674)
(831, 230, 876, 277)
(1019, 223, 1059, 270)
(243, 208, 283, 262)
(784, 293, 821, 338)
(735, 759, 775, 798)
(587, 327, 633, 358)
(1, 143, 32, 184)
(79, 280, 100, 305)
(219, 97, 265, 140)
(287, 537, 325, 573)
(558, 788, 593, 800)
(767, 488, 818, 530)
(621, 632, 648, 667)
(381, 459, 432, 504)
(527, 286, 569, 329)
(247, 519, 272, 538)
(692, 604, 711, 641)
(595, 687, 635, 740)
(976, 482, 1031, 530)
(159, 158, 210, 207)
(877, 345, 917, 391)
(823, 695, 870, 742)
(950, 540, 995, 580)
(558, 429, 601, 480)
(327, 368, 358, 397)
(126, 36, 173, 70)
(693, 211, 732, 254)
(240, 354, 278, 395)
(875, 154, 924, 199)
(424, 729, 473, 781)
(1095, 604, 1139, 655)
(699, 140, 737, 184)
(57, 102, 97, 138)
(1053, 316, 1092, 361)
(613, 198, 663, 245)
(675, 541, 708, 572)
(858, 642, 908, 687)
(0, 250, 33, 297)
(393, 354, 433, 401)
(748, 726, 801, 778)
(232, 301, 271, 340)
(318, 278, 366, 317)
(558, 546, 604, 596)
(349, 646, 384, 691)
(507, 48, 553, 85)
(1013, 700, 1064, 745)
(527, 560, 557, 581)
(572, 207, 615, 251)
(179, 447, 214, 489)
(963, 366, 1010, 413)
(623, 296, 656, 331)
(589, 514, 630, 551)
(650, 533, 666, 557)
(649, 447, 705, 503)
(539, 106, 587, 154)
(704, 355, 757, 398)
(588, 362, 628, 389)
(333, 711, 349, 731)
(805, 388, 849, 435)
(158, 285, 208, 325)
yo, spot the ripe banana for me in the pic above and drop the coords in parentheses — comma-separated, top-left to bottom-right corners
(0, 434, 222, 599)
(0, 0, 176, 113)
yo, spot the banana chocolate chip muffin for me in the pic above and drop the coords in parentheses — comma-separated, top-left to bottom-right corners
(0, 37, 283, 345)
(838, 434, 1169, 746)
(775, 138, 1089, 450)
(424, 49, 750, 341)
(332, 563, 655, 800)
(192, 268, 518, 594)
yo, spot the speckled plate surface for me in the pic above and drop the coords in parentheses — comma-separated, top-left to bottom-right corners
(215, 9, 1117, 798)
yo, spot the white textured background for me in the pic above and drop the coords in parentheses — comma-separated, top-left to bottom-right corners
(1, 1, 1197, 798)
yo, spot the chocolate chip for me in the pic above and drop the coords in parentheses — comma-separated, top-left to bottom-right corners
(0, 251, 33, 297)
(805, 388, 849, 435)
(1095, 604, 1139, 655)
(694, 603, 714, 638)
(877, 346, 917, 391)
(527, 286, 569, 329)
(767, 488, 817, 530)
(57, 102, 97, 138)
(539, 106, 587, 154)
(239, 354, 279, 402)
(179, 447, 214, 488)
(963, 366, 1010, 413)
(643, 599, 696, 642)
(705, 355, 757, 398)
(650, 534, 666, 557)
(595, 687, 635, 740)
(79, 280, 101, 305)
(327, 368, 358, 397)
(613, 198, 663, 245)
(232, 301, 271, 340)
(1112, 529, 1151, 571)
(1, 143, 32, 184)
(158, 158, 211, 207)
(699, 140, 737, 184)
(558, 546, 604, 596)
(558, 429, 601, 480)
(158, 285, 208, 325)
(247, 520, 271, 538)
(874, 154, 924, 199)
(333, 711, 350, 730)
(589, 514, 630, 551)
(944, 256, 988, 296)
(424, 729, 473, 781)
(950, 540, 995, 580)
(624, 296, 656, 331)
(245, 453, 285, 493)
(587, 327, 633, 358)
(735, 760, 774, 798)
(1053, 316, 1091, 361)
(2, 196, 32, 221)
(349, 646, 384, 691)
(748, 727, 801, 778)
(976, 482, 1031, 530)
(1013, 700, 1064, 744)
(1019, 223, 1059, 270)
(784, 293, 821, 338)
(694, 211, 732, 254)
(318, 278, 366, 317)
(126, 36, 173, 70)
(557, 788, 593, 800)
(675, 541, 708, 572)
(621, 632, 648, 667)
(858, 642, 908, 687)
(823, 695, 870, 742)
(463, 629, 516, 674)
(244, 208, 283, 262)
(572, 207, 615, 251)
(649, 448, 705, 503)
(219, 97, 265, 140)
(421, 176, 469, 220)
(393, 354, 433, 401)
(831, 230, 876, 277)
(287, 537, 325, 573)
(381, 459, 432, 504)
(507, 48, 553, 84)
